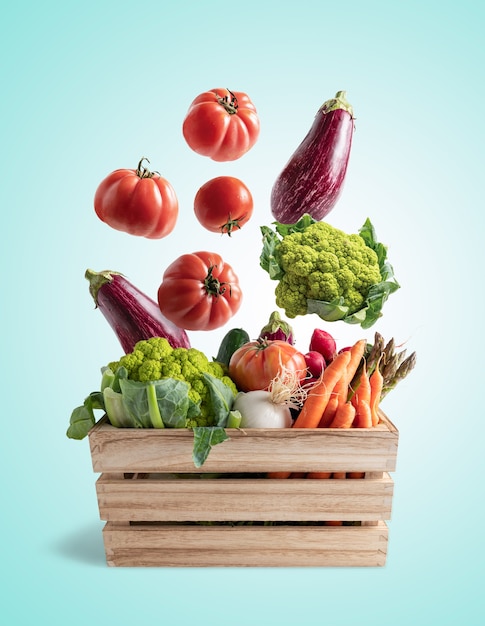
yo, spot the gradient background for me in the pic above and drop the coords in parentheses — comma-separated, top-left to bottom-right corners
(2, 1, 483, 624)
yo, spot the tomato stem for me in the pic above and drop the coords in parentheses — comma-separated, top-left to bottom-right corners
(221, 214, 247, 236)
(204, 265, 232, 298)
(216, 89, 238, 115)
(136, 157, 158, 179)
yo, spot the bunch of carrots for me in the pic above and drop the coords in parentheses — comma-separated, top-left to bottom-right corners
(299, 338, 382, 431)
(268, 335, 416, 481)
(268, 338, 383, 481)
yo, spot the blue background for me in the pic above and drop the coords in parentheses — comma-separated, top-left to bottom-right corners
(2, 1, 484, 624)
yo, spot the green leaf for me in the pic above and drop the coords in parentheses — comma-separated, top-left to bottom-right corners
(111, 366, 129, 393)
(192, 427, 229, 468)
(66, 395, 98, 440)
(120, 378, 192, 429)
(100, 367, 115, 391)
(306, 298, 349, 321)
(103, 387, 134, 427)
(274, 214, 316, 236)
(260, 226, 284, 280)
(203, 373, 235, 427)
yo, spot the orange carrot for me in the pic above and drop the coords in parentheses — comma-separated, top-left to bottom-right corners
(292, 350, 351, 429)
(347, 472, 365, 479)
(325, 520, 343, 526)
(369, 356, 384, 426)
(352, 364, 372, 428)
(320, 340, 366, 426)
(332, 472, 346, 479)
(307, 471, 332, 479)
(318, 393, 340, 427)
(329, 401, 356, 428)
(267, 471, 292, 479)
(344, 339, 367, 397)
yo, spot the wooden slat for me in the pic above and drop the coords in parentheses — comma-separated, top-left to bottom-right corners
(96, 473, 394, 522)
(102, 522, 389, 567)
(89, 412, 398, 474)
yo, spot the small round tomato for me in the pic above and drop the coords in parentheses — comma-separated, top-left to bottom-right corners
(194, 176, 254, 235)
(182, 88, 260, 161)
(228, 339, 308, 392)
(157, 251, 242, 331)
(94, 157, 178, 239)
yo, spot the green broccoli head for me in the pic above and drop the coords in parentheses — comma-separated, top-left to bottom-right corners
(106, 338, 237, 428)
(274, 222, 381, 318)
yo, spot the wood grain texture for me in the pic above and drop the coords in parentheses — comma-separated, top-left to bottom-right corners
(89, 411, 398, 474)
(102, 521, 389, 567)
(96, 472, 394, 522)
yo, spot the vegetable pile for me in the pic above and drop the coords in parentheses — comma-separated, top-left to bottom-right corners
(69, 86, 417, 468)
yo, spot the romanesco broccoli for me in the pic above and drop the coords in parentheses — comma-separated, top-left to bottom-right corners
(272, 222, 382, 318)
(108, 337, 238, 427)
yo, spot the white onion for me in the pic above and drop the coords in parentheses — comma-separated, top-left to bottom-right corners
(233, 390, 293, 428)
(231, 364, 311, 428)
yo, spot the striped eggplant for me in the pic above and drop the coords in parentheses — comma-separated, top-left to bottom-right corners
(270, 90, 355, 224)
(85, 268, 190, 353)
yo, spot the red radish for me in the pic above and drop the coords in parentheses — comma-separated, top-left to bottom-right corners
(309, 328, 337, 364)
(304, 351, 326, 378)
(270, 90, 355, 224)
(85, 269, 191, 353)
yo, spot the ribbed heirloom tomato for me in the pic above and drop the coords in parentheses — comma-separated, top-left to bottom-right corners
(94, 157, 178, 239)
(194, 176, 254, 235)
(228, 339, 308, 392)
(182, 88, 260, 161)
(157, 251, 242, 331)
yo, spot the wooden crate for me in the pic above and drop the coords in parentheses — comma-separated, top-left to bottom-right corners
(88, 412, 398, 567)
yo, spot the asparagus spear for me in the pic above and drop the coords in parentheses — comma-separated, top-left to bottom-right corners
(381, 351, 417, 399)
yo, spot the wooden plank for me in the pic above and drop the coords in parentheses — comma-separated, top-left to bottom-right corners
(102, 522, 389, 567)
(96, 473, 394, 522)
(89, 412, 398, 474)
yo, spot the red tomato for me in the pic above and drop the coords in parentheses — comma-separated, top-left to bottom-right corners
(157, 251, 242, 331)
(182, 88, 260, 161)
(94, 157, 178, 239)
(194, 176, 254, 235)
(228, 339, 308, 392)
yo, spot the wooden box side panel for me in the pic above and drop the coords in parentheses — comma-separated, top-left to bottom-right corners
(96, 473, 394, 523)
(102, 521, 389, 567)
(89, 413, 398, 474)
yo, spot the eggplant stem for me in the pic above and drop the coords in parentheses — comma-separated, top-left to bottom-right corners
(320, 90, 354, 118)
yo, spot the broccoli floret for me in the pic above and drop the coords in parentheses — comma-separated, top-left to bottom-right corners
(106, 338, 237, 428)
(272, 221, 382, 318)
(109, 337, 173, 381)
(137, 359, 163, 382)
(135, 336, 173, 360)
(108, 348, 145, 380)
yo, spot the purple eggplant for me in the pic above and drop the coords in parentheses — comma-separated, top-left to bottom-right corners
(270, 90, 355, 224)
(258, 310, 295, 344)
(85, 269, 190, 353)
